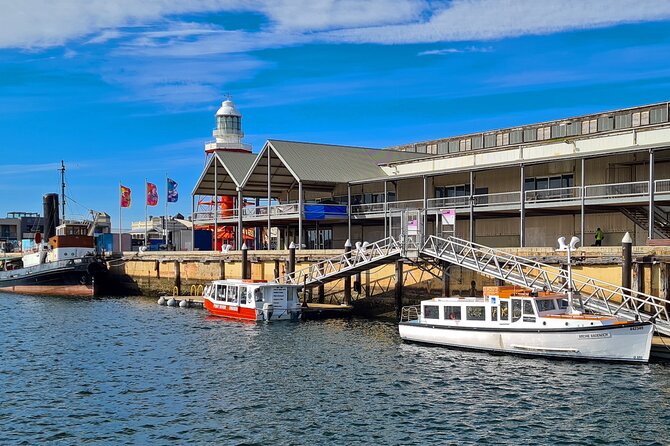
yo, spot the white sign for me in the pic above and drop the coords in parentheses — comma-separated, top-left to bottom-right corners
(407, 218, 418, 235)
(441, 209, 456, 225)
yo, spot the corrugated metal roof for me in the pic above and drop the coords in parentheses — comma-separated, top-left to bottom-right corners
(216, 151, 256, 186)
(266, 140, 424, 183)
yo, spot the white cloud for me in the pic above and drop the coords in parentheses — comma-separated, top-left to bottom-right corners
(418, 46, 493, 56)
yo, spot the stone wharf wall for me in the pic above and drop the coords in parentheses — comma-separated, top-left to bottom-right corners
(107, 246, 670, 314)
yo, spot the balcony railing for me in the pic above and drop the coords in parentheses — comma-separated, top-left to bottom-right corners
(195, 178, 670, 223)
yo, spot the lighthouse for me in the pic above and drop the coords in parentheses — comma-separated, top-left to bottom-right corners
(205, 97, 252, 154)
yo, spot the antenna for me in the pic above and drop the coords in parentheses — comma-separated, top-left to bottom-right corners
(60, 160, 66, 222)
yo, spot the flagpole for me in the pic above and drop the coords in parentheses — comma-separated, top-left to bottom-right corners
(119, 182, 122, 253)
(144, 178, 148, 248)
(165, 173, 168, 246)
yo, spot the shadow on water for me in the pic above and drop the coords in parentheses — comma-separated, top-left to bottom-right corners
(0, 292, 669, 445)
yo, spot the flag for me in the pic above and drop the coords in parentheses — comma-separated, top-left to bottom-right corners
(146, 182, 158, 206)
(120, 185, 131, 208)
(167, 178, 178, 203)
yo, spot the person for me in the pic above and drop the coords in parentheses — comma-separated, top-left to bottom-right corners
(595, 227, 604, 246)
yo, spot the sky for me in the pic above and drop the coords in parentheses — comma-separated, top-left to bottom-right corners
(1, 0, 670, 227)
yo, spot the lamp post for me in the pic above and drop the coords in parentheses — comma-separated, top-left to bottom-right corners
(557, 235, 580, 314)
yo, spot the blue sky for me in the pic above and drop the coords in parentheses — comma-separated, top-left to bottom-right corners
(1, 0, 670, 226)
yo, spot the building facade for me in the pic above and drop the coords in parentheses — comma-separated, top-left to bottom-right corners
(192, 101, 670, 249)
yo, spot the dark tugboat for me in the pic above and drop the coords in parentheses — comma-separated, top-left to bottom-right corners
(0, 193, 107, 297)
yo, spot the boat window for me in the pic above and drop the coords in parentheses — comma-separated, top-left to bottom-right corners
(523, 300, 536, 316)
(536, 299, 556, 312)
(466, 306, 485, 321)
(423, 305, 439, 319)
(500, 301, 509, 321)
(216, 285, 226, 301)
(511, 299, 522, 322)
(227, 285, 238, 304)
(558, 299, 568, 309)
(490, 306, 498, 321)
(444, 306, 461, 320)
(255, 289, 263, 302)
(239, 286, 247, 305)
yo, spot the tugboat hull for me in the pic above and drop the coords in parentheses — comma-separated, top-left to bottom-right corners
(0, 257, 105, 297)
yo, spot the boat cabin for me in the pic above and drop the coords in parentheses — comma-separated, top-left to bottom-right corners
(203, 279, 301, 321)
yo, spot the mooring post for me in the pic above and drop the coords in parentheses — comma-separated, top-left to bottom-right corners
(442, 262, 450, 297)
(355, 272, 362, 294)
(174, 260, 181, 295)
(661, 262, 670, 313)
(622, 232, 632, 292)
(241, 243, 250, 280)
(288, 242, 296, 275)
(219, 260, 225, 280)
(274, 259, 280, 280)
(632, 262, 644, 296)
(395, 259, 404, 318)
(344, 239, 352, 305)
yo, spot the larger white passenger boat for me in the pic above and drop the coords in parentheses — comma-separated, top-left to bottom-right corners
(399, 286, 654, 363)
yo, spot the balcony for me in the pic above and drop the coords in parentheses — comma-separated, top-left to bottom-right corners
(193, 202, 347, 225)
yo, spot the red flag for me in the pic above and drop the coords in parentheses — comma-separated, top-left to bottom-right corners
(120, 185, 131, 208)
(146, 182, 158, 206)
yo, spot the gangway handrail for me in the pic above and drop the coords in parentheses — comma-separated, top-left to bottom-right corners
(420, 235, 670, 335)
(400, 305, 420, 323)
(275, 236, 403, 286)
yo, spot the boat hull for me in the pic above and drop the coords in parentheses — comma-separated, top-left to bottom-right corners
(398, 321, 654, 363)
(0, 257, 105, 297)
(203, 298, 260, 320)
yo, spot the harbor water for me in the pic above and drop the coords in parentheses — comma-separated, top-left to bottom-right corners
(1, 292, 670, 445)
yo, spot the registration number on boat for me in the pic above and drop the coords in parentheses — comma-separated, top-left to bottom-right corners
(578, 333, 611, 340)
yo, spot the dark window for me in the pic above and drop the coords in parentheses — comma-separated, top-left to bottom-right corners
(444, 306, 461, 320)
(523, 300, 535, 316)
(424, 305, 439, 319)
(490, 306, 498, 321)
(466, 306, 486, 321)
(536, 300, 556, 312)
(512, 299, 522, 322)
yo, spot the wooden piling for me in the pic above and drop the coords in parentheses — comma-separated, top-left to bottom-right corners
(395, 259, 404, 318)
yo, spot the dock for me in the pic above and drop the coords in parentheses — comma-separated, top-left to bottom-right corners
(651, 336, 670, 362)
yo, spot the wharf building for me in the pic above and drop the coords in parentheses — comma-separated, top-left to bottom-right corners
(192, 100, 670, 250)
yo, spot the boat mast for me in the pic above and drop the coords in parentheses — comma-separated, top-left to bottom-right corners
(60, 160, 66, 222)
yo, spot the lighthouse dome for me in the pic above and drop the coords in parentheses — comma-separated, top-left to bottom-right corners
(216, 99, 241, 117)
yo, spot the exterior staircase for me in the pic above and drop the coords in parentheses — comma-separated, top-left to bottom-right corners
(621, 206, 670, 239)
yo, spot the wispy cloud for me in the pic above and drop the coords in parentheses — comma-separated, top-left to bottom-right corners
(418, 46, 493, 56)
(0, 162, 63, 176)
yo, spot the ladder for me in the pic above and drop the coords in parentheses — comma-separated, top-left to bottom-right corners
(275, 237, 402, 287)
(420, 235, 670, 336)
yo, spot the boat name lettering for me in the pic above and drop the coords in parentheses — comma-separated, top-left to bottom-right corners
(630, 326, 644, 331)
(578, 332, 612, 339)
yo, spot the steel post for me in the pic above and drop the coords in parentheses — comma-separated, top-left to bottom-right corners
(649, 149, 655, 240)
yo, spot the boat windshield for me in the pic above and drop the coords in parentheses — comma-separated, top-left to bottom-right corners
(536, 299, 556, 312)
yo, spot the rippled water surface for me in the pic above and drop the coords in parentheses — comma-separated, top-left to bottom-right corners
(1, 293, 670, 445)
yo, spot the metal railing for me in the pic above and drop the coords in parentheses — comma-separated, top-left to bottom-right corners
(584, 181, 648, 199)
(655, 179, 670, 194)
(193, 202, 346, 223)
(400, 305, 420, 322)
(427, 196, 470, 209)
(525, 186, 581, 203)
(275, 236, 402, 286)
(420, 235, 670, 335)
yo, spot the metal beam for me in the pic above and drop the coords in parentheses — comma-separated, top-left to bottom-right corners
(469, 170, 474, 242)
(347, 183, 352, 242)
(214, 158, 218, 251)
(237, 187, 243, 249)
(649, 149, 655, 240)
(580, 158, 585, 244)
(520, 164, 525, 247)
(267, 148, 272, 250)
(298, 181, 303, 249)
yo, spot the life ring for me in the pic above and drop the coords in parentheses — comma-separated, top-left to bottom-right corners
(172, 286, 179, 296)
(196, 284, 204, 296)
(190, 285, 197, 296)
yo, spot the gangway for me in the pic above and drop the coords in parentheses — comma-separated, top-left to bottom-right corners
(275, 236, 402, 287)
(420, 235, 670, 336)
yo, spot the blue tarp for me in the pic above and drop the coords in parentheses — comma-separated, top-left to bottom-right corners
(304, 205, 347, 220)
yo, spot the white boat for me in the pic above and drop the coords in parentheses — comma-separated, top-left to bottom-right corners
(399, 286, 654, 363)
(203, 279, 302, 322)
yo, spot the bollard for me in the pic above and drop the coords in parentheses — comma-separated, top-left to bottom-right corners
(288, 242, 296, 275)
(355, 272, 362, 294)
(442, 262, 450, 297)
(622, 232, 632, 291)
(241, 243, 250, 280)
(219, 260, 226, 280)
(395, 259, 404, 319)
(274, 259, 280, 280)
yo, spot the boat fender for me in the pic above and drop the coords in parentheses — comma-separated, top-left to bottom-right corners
(167, 298, 177, 307)
(179, 299, 189, 308)
(157, 296, 166, 305)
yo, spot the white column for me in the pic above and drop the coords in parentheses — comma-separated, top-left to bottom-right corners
(267, 148, 272, 250)
(520, 164, 525, 248)
(580, 158, 585, 244)
(649, 149, 655, 240)
(469, 171, 474, 242)
(213, 160, 218, 251)
(237, 187, 243, 250)
(298, 181, 303, 249)
(347, 183, 352, 242)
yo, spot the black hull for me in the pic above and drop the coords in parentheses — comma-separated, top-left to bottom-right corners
(0, 257, 106, 297)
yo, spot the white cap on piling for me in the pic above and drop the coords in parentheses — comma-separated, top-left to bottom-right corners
(289, 242, 296, 249)
(242, 242, 248, 250)
(622, 232, 632, 244)
(344, 239, 352, 248)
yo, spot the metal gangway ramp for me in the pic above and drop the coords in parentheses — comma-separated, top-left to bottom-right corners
(420, 235, 670, 336)
(275, 237, 403, 287)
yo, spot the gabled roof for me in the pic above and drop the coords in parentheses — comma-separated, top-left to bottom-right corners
(191, 150, 257, 196)
(240, 140, 425, 193)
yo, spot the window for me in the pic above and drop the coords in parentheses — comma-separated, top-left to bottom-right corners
(216, 285, 226, 301)
(466, 306, 486, 321)
(239, 286, 247, 305)
(523, 300, 535, 316)
(490, 306, 498, 321)
(444, 306, 461, 320)
(227, 286, 238, 304)
(426, 143, 438, 154)
(424, 305, 439, 319)
(511, 299, 522, 322)
(435, 184, 470, 198)
(536, 299, 556, 312)
(500, 301, 509, 321)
